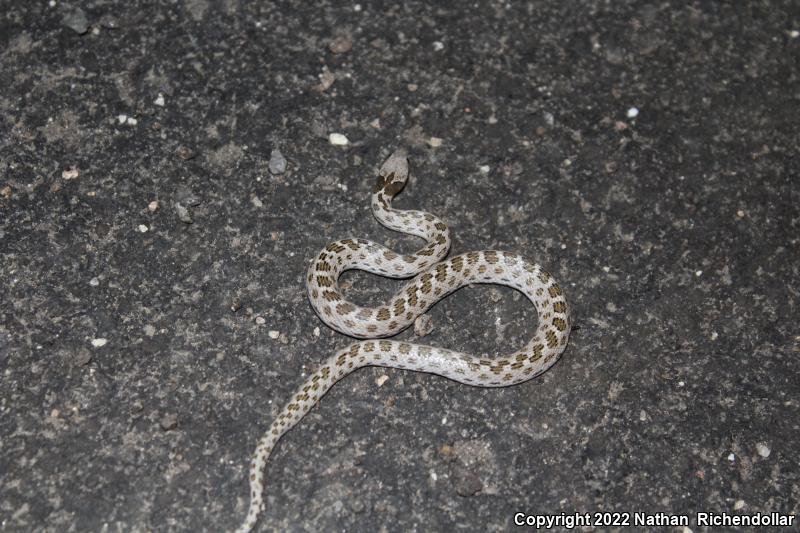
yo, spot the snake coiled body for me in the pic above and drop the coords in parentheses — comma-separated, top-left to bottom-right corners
(235, 150, 571, 532)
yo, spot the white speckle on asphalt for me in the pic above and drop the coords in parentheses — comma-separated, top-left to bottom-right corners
(137, 224, 148, 233)
(329, 133, 349, 145)
(756, 443, 770, 457)
(626, 107, 639, 118)
(91, 338, 107, 347)
(154, 94, 165, 106)
(268, 149, 287, 174)
(62, 166, 80, 180)
(268, 330, 280, 339)
(428, 137, 442, 148)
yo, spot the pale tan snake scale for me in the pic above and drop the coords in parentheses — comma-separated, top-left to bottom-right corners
(235, 150, 572, 532)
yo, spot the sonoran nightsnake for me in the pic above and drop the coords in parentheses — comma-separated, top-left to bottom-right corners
(235, 150, 571, 532)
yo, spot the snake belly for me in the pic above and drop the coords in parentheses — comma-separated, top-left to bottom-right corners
(234, 150, 571, 532)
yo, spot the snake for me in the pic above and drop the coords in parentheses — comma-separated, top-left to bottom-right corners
(234, 150, 572, 532)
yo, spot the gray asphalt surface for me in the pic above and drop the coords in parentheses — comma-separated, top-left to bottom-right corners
(2, 2, 798, 532)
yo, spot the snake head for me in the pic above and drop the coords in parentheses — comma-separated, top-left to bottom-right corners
(375, 149, 409, 196)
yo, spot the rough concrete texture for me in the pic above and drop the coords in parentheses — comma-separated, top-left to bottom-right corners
(1, 1, 798, 532)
